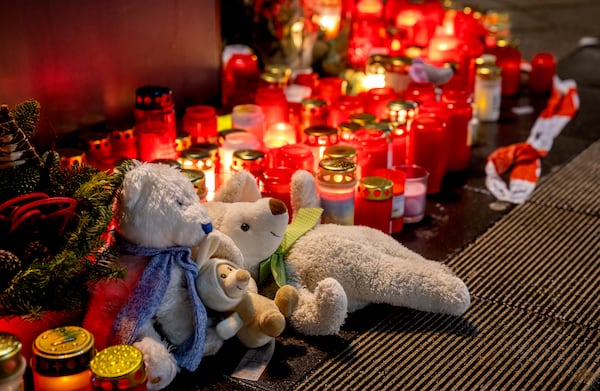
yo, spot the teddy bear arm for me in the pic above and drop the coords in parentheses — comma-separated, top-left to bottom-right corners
(216, 312, 244, 340)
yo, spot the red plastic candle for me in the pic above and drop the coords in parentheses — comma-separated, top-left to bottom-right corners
(276, 143, 315, 173)
(222, 53, 260, 110)
(348, 0, 386, 68)
(109, 125, 137, 160)
(300, 99, 329, 141)
(304, 125, 340, 172)
(254, 86, 289, 129)
(404, 81, 436, 105)
(410, 114, 447, 194)
(364, 87, 398, 120)
(352, 128, 389, 177)
(529, 52, 556, 95)
(427, 28, 460, 65)
(372, 167, 406, 233)
(316, 158, 357, 225)
(328, 95, 364, 128)
(441, 87, 473, 170)
(183, 105, 218, 144)
(134, 86, 177, 162)
(354, 176, 394, 234)
(262, 167, 294, 221)
(316, 77, 348, 105)
(294, 72, 320, 95)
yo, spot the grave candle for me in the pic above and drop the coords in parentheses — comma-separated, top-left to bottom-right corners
(182, 105, 218, 145)
(410, 114, 447, 194)
(134, 86, 177, 162)
(355, 176, 394, 234)
(529, 52, 556, 95)
(352, 128, 389, 177)
(316, 158, 357, 225)
(399, 164, 429, 223)
(304, 125, 340, 172)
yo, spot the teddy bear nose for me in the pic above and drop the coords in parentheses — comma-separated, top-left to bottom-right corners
(201, 222, 213, 234)
(269, 198, 287, 215)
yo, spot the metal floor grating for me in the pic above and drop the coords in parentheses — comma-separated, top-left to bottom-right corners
(292, 141, 600, 390)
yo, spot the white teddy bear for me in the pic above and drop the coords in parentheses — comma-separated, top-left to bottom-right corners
(205, 170, 471, 336)
(83, 161, 240, 390)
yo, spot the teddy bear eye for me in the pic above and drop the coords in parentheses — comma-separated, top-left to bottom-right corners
(220, 273, 227, 279)
(176, 199, 184, 207)
(240, 223, 250, 232)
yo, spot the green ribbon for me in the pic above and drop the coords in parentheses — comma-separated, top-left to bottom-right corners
(258, 207, 323, 287)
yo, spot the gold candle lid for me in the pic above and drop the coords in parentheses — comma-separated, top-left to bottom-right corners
(300, 98, 327, 109)
(233, 149, 266, 161)
(176, 131, 192, 152)
(476, 64, 502, 79)
(323, 145, 357, 160)
(181, 169, 207, 199)
(0, 332, 23, 379)
(349, 113, 376, 127)
(90, 345, 147, 388)
(304, 126, 339, 146)
(358, 176, 394, 200)
(32, 326, 95, 376)
(317, 158, 356, 185)
(387, 99, 418, 112)
(338, 122, 361, 137)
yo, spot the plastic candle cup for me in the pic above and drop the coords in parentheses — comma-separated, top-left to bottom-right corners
(354, 176, 394, 234)
(372, 167, 406, 233)
(219, 131, 261, 184)
(404, 81, 437, 105)
(0, 333, 27, 391)
(231, 104, 266, 146)
(300, 99, 329, 141)
(396, 164, 429, 223)
(385, 55, 412, 95)
(254, 86, 289, 128)
(529, 52, 556, 95)
(134, 86, 177, 162)
(410, 114, 447, 194)
(441, 87, 474, 170)
(276, 143, 315, 173)
(262, 167, 295, 220)
(338, 121, 362, 143)
(316, 158, 357, 225)
(182, 105, 218, 144)
(263, 122, 297, 167)
(352, 128, 390, 178)
(327, 95, 364, 128)
(364, 87, 398, 121)
(304, 125, 340, 172)
(231, 149, 268, 190)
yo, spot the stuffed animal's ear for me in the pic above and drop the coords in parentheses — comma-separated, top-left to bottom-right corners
(194, 230, 245, 268)
(214, 171, 261, 203)
(291, 169, 321, 215)
(120, 160, 146, 210)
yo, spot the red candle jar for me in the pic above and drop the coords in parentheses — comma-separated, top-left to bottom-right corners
(294, 72, 320, 96)
(348, 0, 386, 68)
(440, 87, 473, 170)
(386, 55, 412, 95)
(338, 121, 362, 143)
(90, 345, 148, 391)
(427, 28, 460, 65)
(355, 176, 394, 234)
(316, 158, 357, 225)
(328, 95, 364, 128)
(287, 102, 302, 142)
(404, 81, 436, 105)
(387, 99, 418, 167)
(372, 167, 406, 233)
(316, 77, 348, 105)
(222, 53, 260, 110)
(134, 86, 177, 162)
(262, 166, 295, 221)
(276, 143, 315, 173)
(232, 149, 268, 189)
(410, 114, 447, 194)
(231, 104, 266, 146)
(364, 87, 399, 120)
(79, 131, 111, 170)
(254, 86, 289, 129)
(352, 128, 389, 178)
(182, 105, 218, 145)
(304, 125, 340, 172)
(529, 52, 556, 95)
(108, 124, 137, 160)
(488, 38, 522, 96)
(300, 99, 329, 141)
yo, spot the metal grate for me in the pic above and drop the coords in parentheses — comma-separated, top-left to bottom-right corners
(293, 140, 600, 391)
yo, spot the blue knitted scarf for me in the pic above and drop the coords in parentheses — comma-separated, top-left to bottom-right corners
(109, 233, 207, 371)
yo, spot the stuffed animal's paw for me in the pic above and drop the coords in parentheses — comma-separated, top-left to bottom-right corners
(134, 337, 178, 390)
(259, 311, 286, 337)
(274, 284, 299, 317)
(204, 327, 225, 356)
(290, 278, 348, 335)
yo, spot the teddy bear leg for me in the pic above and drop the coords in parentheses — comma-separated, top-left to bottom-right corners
(274, 285, 299, 317)
(290, 278, 348, 335)
(133, 337, 178, 391)
(259, 311, 286, 337)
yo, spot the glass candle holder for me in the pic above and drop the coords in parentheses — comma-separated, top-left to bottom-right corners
(352, 128, 389, 178)
(232, 149, 268, 190)
(440, 87, 473, 170)
(263, 122, 297, 167)
(300, 99, 329, 141)
(0, 333, 27, 391)
(183, 105, 218, 145)
(254, 86, 289, 129)
(327, 95, 364, 128)
(304, 125, 340, 172)
(134, 85, 177, 162)
(231, 104, 266, 147)
(529, 52, 556, 95)
(396, 164, 429, 223)
(276, 143, 315, 173)
(31, 326, 95, 391)
(364, 87, 399, 121)
(372, 167, 406, 233)
(316, 158, 357, 225)
(262, 167, 295, 220)
(90, 345, 147, 391)
(355, 176, 394, 234)
(410, 114, 447, 194)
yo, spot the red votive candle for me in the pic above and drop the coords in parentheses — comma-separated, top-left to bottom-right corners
(300, 99, 329, 141)
(294, 72, 320, 96)
(134, 86, 177, 162)
(441, 87, 473, 170)
(304, 125, 340, 172)
(262, 166, 295, 221)
(355, 176, 394, 234)
(404, 81, 436, 105)
(276, 143, 315, 173)
(328, 95, 364, 128)
(352, 128, 389, 178)
(183, 105, 218, 145)
(254, 86, 289, 128)
(222, 53, 260, 110)
(364, 87, 399, 120)
(410, 114, 447, 194)
(529, 52, 556, 95)
(372, 167, 406, 233)
(316, 158, 357, 225)
(316, 77, 348, 105)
